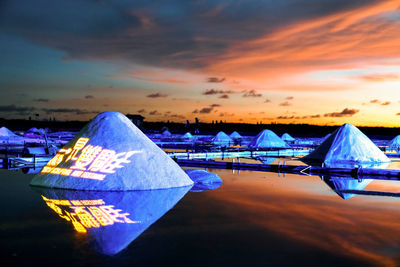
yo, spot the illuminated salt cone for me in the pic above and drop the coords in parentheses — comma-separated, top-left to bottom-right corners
(30, 111, 193, 190)
(229, 131, 242, 140)
(211, 131, 233, 146)
(388, 135, 400, 153)
(303, 123, 390, 168)
(0, 126, 20, 138)
(281, 133, 295, 142)
(181, 132, 193, 140)
(249, 129, 289, 149)
(34, 185, 191, 255)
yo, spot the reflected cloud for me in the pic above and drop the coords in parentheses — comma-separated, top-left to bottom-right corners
(209, 173, 400, 266)
(32, 186, 191, 255)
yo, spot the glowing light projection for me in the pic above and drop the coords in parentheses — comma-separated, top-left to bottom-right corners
(31, 111, 193, 191)
(35, 186, 191, 255)
(41, 137, 142, 181)
(42, 195, 139, 233)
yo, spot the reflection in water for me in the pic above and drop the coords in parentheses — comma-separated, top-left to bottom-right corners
(321, 176, 372, 199)
(185, 169, 223, 192)
(33, 186, 191, 255)
(257, 157, 276, 165)
(209, 170, 400, 266)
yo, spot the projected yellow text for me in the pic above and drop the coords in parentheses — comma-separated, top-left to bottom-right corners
(42, 196, 140, 233)
(41, 137, 142, 180)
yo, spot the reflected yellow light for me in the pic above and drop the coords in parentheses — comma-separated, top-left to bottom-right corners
(41, 196, 140, 234)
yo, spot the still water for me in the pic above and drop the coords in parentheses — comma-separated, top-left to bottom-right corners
(1, 163, 400, 266)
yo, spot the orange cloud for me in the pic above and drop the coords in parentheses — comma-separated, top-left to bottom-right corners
(354, 73, 400, 82)
(206, 0, 400, 87)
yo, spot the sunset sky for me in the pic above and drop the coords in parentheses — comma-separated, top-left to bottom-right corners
(1, 0, 400, 126)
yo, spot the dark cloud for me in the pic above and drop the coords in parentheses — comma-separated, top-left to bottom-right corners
(0, 105, 36, 113)
(199, 107, 213, 114)
(219, 94, 229, 99)
(370, 99, 380, 103)
(324, 108, 359, 117)
(149, 110, 161, 115)
(285, 96, 294, 100)
(219, 112, 235, 117)
(265, 99, 271, 103)
(137, 109, 146, 113)
(242, 90, 262, 97)
(396, 113, 400, 116)
(0, 1, 378, 72)
(147, 92, 168, 98)
(381, 101, 391, 106)
(33, 98, 50, 102)
(207, 77, 225, 83)
(277, 115, 295, 119)
(194, 103, 221, 114)
(169, 113, 185, 119)
(42, 108, 98, 115)
(202, 89, 234, 95)
(85, 95, 95, 99)
(309, 114, 321, 118)
(279, 101, 291, 106)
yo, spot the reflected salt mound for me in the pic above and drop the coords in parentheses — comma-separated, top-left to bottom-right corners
(184, 169, 222, 192)
(33, 186, 191, 255)
(319, 161, 389, 199)
(321, 176, 372, 200)
(257, 157, 276, 165)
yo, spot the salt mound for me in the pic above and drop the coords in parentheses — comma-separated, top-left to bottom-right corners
(211, 131, 233, 146)
(0, 126, 19, 137)
(162, 130, 172, 137)
(303, 123, 390, 167)
(181, 132, 193, 140)
(281, 133, 295, 142)
(35, 185, 190, 255)
(229, 131, 242, 139)
(388, 135, 400, 152)
(184, 169, 222, 192)
(322, 176, 372, 199)
(249, 129, 289, 149)
(31, 111, 193, 190)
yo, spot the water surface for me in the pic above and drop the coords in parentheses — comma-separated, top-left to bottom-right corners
(1, 166, 400, 266)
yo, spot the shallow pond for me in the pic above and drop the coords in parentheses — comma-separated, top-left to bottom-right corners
(1, 163, 400, 266)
